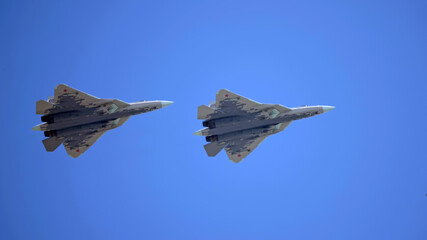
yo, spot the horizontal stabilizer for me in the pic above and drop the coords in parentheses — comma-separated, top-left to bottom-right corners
(36, 100, 54, 115)
(204, 142, 226, 157)
(197, 105, 216, 119)
(42, 137, 65, 152)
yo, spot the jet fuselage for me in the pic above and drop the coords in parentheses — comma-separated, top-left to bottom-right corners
(32, 84, 174, 158)
(194, 89, 335, 162)
(35, 101, 173, 138)
(200, 106, 334, 142)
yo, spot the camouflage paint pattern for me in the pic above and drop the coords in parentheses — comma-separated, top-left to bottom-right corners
(33, 84, 173, 158)
(194, 89, 334, 163)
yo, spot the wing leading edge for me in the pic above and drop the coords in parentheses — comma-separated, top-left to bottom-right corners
(213, 89, 291, 116)
(54, 84, 100, 105)
(214, 89, 262, 114)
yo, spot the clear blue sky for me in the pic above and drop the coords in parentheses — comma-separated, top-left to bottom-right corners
(1, 0, 426, 239)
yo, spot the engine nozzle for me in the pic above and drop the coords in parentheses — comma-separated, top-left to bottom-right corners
(44, 130, 57, 137)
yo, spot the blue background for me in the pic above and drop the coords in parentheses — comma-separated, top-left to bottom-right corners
(1, 0, 426, 239)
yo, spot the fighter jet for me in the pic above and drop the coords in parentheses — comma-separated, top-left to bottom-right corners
(194, 89, 335, 163)
(32, 84, 173, 158)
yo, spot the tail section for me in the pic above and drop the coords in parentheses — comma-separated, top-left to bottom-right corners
(36, 100, 54, 115)
(42, 137, 64, 152)
(203, 142, 226, 156)
(197, 105, 216, 120)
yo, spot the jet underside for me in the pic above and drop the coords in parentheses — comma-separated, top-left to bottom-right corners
(33, 84, 173, 158)
(194, 89, 334, 163)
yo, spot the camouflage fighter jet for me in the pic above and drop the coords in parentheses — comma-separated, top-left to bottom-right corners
(32, 84, 173, 158)
(194, 89, 335, 163)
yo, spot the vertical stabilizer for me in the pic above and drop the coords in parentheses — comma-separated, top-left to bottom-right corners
(203, 142, 226, 156)
(36, 100, 54, 115)
(42, 137, 64, 152)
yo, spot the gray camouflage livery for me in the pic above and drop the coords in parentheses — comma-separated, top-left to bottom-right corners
(32, 84, 173, 158)
(194, 89, 335, 163)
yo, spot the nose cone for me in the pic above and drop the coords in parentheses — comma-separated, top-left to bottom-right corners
(322, 106, 335, 113)
(160, 101, 174, 108)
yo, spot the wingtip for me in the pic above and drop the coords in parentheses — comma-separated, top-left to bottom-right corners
(229, 158, 243, 163)
(55, 83, 68, 89)
(217, 89, 230, 94)
(67, 152, 81, 158)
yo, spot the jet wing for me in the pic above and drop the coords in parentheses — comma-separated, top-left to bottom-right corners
(54, 84, 100, 109)
(63, 130, 107, 158)
(215, 89, 262, 114)
(224, 135, 268, 163)
(210, 89, 291, 120)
